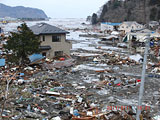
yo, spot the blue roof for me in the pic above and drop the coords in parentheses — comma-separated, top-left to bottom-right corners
(102, 22, 121, 26)
(0, 59, 5, 67)
(29, 54, 44, 63)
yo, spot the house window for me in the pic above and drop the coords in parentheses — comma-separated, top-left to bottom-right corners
(42, 35, 45, 41)
(52, 35, 61, 42)
(42, 52, 46, 56)
(55, 51, 63, 56)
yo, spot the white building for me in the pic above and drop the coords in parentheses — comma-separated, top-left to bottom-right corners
(101, 22, 121, 31)
(119, 21, 144, 33)
(149, 21, 159, 29)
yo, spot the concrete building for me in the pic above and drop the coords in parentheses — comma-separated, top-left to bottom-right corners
(30, 23, 72, 58)
(119, 21, 144, 33)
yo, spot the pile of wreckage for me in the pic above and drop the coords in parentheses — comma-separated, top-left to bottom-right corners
(0, 29, 159, 120)
(0, 69, 153, 120)
(148, 61, 160, 78)
(0, 50, 155, 120)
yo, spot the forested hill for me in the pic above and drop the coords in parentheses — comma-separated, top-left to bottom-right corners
(0, 3, 48, 19)
(97, 0, 160, 24)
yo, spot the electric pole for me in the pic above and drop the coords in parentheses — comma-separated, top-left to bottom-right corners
(136, 34, 150, 120)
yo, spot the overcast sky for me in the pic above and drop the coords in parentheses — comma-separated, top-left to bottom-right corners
(0, 0, 107, 18)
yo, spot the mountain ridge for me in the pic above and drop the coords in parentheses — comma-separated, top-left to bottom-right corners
(0, 3, 48, 18)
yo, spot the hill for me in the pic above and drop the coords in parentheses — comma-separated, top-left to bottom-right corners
(0, 3, 48, 19)
(97, 0, 160, 24)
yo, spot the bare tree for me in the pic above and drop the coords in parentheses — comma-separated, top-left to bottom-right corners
(0, 72, 17, 119)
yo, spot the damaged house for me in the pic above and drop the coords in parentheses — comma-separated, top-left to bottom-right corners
(30, 23, 72, 58)
(123, 29, 160, 54)
(119, 21, 144, 33)
(101, 22, 121, 32)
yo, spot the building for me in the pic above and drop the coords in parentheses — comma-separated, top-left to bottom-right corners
(30, 23, 72, 58)
(149, 21, 159, 30)
(122, 29, 160, 53)
(0, 17, 18, 23)
(101, 22, 121, 31)
(119, 21, 144, 33)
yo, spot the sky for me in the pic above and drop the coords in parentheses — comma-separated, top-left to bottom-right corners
(0, 0, 108, 18)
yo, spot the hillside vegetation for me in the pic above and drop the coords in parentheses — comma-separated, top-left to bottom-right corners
(96, 0, 160, 24)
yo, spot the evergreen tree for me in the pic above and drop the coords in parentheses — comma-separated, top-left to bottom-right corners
(86, 16, 91, 22)
(99, 4, 108, 22)
(91, 13, 98, 25)
(4, 23, 40, 65)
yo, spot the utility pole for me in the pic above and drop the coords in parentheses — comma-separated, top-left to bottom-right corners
(136, 34, 150, 120)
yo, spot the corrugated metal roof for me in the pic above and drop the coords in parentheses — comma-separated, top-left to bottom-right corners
(30, 23, 69, 35)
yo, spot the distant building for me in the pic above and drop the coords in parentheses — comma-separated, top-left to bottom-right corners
(0, 17, 18, 23)
(30, 23, 72, 58)
(149, 21, 159, 29)
(119, 21, 144, 33)
(122, 29, 160, 53)
(101, 22, 121, 31)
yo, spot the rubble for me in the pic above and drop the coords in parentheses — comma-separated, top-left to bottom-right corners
(0, 18, 160, 120)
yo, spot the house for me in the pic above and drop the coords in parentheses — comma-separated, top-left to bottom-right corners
(30, 23, 72, 58)
(149, 21, 159, 29)
(119, 21, 144, 33)
(101, 22, 121, 31)
(122, 29, 160, 53)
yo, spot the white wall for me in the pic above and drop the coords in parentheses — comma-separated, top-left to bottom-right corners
(119, 22, 144, 33)
(101, 23, 114, 31)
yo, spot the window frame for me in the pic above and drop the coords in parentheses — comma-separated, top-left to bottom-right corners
(42, 52, 46, 57)
(42, 35, 45, 41)
(52, 35, 61, 42)
(55, 51, 63, 56)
